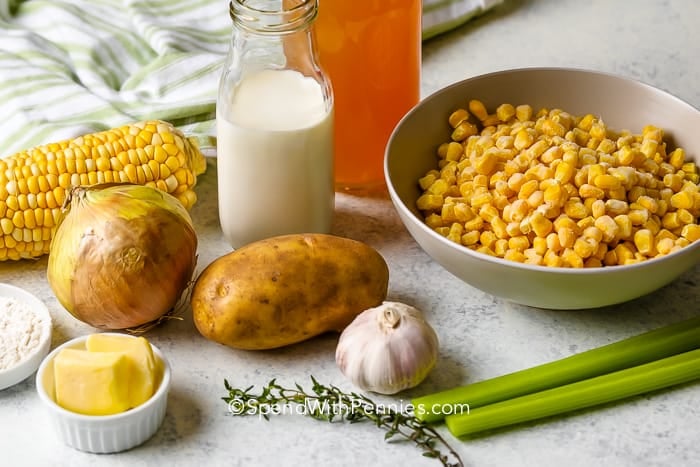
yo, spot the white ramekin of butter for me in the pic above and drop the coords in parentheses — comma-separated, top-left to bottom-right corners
(35, 333, 171, 453)
(0, 283, 53, 391)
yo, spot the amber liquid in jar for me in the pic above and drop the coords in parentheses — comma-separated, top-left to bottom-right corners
(315, 0, 421, 193)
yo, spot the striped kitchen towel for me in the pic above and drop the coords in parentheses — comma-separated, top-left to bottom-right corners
(0, 0, 502, 156)
(423, 0, 503, 40)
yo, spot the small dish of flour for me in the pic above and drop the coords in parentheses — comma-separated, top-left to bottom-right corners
(0, 283, 52, 390)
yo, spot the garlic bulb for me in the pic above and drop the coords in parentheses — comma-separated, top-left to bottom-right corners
(335, 301, 439, 395)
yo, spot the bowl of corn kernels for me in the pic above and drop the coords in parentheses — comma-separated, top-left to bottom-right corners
(385, 67, 700, 309)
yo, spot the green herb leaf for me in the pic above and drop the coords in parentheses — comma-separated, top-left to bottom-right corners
(223, 378, 463, 467)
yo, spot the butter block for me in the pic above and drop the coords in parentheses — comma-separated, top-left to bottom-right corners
(53, 348, 131, 416)
(85, 334, 157, 408)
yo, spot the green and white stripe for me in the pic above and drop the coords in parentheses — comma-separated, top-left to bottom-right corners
(0, 0, 501, 157)
(423, 0, 503, 40)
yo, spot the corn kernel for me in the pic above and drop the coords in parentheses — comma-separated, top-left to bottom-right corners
(561, 248, 583, 268)
(642, 158, 660, 175)
(471, 191, 493, 208)
(425, 213, 443, 229)
(541, 119, 567, 138)
(494, 238, 508, 256)
(681, 161, 696, 174)
(506, 221, 522, 237)
(530, 211, 553, 237)
(590, 199, 606, 218)
(542, 249, 562, 267)
(435, 227, 450, 237)
(677, 208, 695, 225)
(417, 194, 444, 211)
(504, 249, 527, 263)
(475, 151, 499, 175)
(490, 216, 510, 239)
(452, 121, 478, 142)
(681, 224, 700, 242)
(655, 237, 675, 255)
(468, 100, 489, 121)
(532, 236, 548, 255)
(524, 250, 544, 265)
(564, 200, 589, 219)
(583, 257, 602, 268)
(681, 180, 698, 193)
(508, 235, 530, 252)
(661, 212, 681, 230)
(473, 174, 489, 188)
(475, 246, 496, 256)
(614, 243, 636, 264)
(633, 229, 655, 256)
(479, 204, 500, 222)
(581, 207, 596, 225)
(658, 162, 676, 177)
(518, 179, 539, 200)
(444, 142, 464, 161)
(496, 103, 516, 122)
(519, 216, 532, 235)
(591, 215, 618, 243)
(526, 140, 550, 160)
(446, 223, 464, 243)
(582, 225, 603, 243)
(543, 181, 564, 206)
(670, 191, 694, 209)
(676, 237, 691, 248)
(643, 216, 661, 236)
(536, 202, 561, 219)
(464, 216, 484, 231)
(613, 215, 632, 240)
(527, 190, 544, 209)
(480, 230, 497, 248)
(578, 184, 605, 200)
(557, 227, 575, 249)
(494, 180, 514, 197)
(640, 138, 658, 159)
(628, 208, 650, 225)
(634, 195, 659, 214)
(540, 146, 563, 164)
(506, 172, 525, 193)
(461, 230, 480, 246)
(454, 203, 475, 222)
(448, 109, 470, 128)
(514, 104, 533, 122)
(545, 232, 562, 252)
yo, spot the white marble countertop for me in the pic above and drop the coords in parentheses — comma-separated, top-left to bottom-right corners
(2, 1, 700, 466)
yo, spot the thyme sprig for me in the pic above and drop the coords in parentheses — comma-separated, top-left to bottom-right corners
(223, 376, 463, 467)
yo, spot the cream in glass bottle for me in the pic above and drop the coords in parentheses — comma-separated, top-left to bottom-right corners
(217, 0, 334, 249)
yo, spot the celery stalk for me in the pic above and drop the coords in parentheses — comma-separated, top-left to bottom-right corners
(412, 315, 700, 423)
(444, 348, 700, 437)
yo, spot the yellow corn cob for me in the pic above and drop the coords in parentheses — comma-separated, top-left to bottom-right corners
(0, 120, 207, 261)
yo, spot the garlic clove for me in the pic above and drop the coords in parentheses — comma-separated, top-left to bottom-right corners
(335, 301, 439, 395)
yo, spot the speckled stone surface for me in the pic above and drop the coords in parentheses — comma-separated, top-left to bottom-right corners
(2, 1, 700, 466)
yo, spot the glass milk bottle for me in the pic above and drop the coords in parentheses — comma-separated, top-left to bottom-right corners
(217, 0, 334, 249)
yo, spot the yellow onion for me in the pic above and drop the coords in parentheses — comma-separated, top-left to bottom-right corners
(47, 183, 198, 330)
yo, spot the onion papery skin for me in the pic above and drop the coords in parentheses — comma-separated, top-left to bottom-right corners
(47, 183, 198, 330)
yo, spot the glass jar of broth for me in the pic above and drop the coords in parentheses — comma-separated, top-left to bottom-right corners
(314, 0, 421, 193)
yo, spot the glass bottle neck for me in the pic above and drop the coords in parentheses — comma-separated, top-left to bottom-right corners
(229, 0, 318, 36)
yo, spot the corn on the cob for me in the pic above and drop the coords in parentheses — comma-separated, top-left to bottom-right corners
(0, 120, 207, 261)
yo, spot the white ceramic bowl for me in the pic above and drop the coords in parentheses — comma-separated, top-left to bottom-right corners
(0, 283, 52, 390)
(385, 67, 700, 310)
(35, 333, 171, 453)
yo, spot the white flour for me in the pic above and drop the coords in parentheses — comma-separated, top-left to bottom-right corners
(0, 296, 49, 370)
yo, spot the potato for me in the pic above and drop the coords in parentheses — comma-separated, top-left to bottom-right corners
(191, 233, 389, 350)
